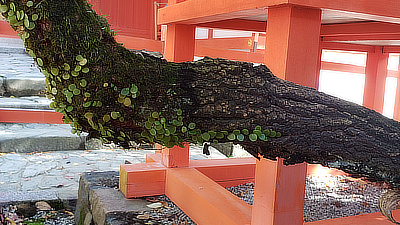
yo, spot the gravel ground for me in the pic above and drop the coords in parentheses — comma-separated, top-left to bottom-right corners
(227, 175, 389, 223)
(0, 174, 389, 225)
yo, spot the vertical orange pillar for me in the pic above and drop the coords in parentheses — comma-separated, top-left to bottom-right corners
(256, 5, 320, 225)
(264, 5, 322, 88)
(363, 46, 389, 114)
(163, 0, 195, 62)
(392, 57, 400, 121)
(161, 143, 190, 168)
(251, 158, 307, 225)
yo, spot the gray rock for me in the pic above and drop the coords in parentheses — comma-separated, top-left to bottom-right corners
(0, 160, 26, 173)
(75, 171, 150, 225)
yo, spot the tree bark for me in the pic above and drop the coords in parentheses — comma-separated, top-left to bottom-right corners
(2, 0, 400, 222)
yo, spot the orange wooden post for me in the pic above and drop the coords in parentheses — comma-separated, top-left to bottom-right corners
(363, 46, 389, 113)
(161, 142, 190, 168)
(256, 5, 321, 225)
(164, 23, 196, 62)
(264, 5, 322, 88)
(251, 158, 307, 225)
(391, 57, 400, 121)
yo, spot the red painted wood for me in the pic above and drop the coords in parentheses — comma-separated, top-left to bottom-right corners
(89, 0, 158, 39)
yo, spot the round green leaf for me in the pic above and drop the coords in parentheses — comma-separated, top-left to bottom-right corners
(63, 63, 70, 71)
(37, 58, 43, 66)
(111, 112, 119, 119)
(237, 134, 245, 141)
(233, 130, 240, 135)
(255, 126, 262, 131)
(75, 65, 81, 72)
(181, 126, 187, 133)
(76, 55, 83, 61)
(51, 67, 59, 76)
(84, 92, 91, 97)
(152, 112, 159, 118)
(276, 132, 282, 138)
(145, 121, 153, 130)
(227, 133, 236, 141)
(121, 88, 129, 96)
(73, 89, 81, 95)
(83, 102, 91, 107)
(242, 129, 249, 135)
(80, 79, 87, 87)
(202, 132, 211, 141)
(84, 112, 93, 119)
(71, 71, 79, 77)
(82, 68, 89, 73)
(27, 22, 35, 30)
(0, 5, 8, 13)
(270, 130, 277, 138)
(62, 73, 70, 80)
(26, 1, 34, 7)
(215, 132, 224, 139)
(123, 97, 131, 106)
(103, 114, 111, 122)
(188, 123, 196, 130)
(68, 84, 76, 91)
(79, 58, 87, 66)
(32, 14, 38, 21)
(249, 133, 258, 142)
(130, 85, 138, 94)
(66, 106, 73, 112)
(177, 109, 182, 116)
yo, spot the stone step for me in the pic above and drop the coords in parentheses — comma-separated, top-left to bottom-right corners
(0, 97, 50, 110)
(0, 123, 103, 153)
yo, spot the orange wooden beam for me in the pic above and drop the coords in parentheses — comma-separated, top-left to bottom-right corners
(321, 41, 376, 53)
(195, 45, 264, 63)
(115, 35, 163, 52)
(196, 37, 254, 51)
(190, 158, 256, 187)
(158, 0, 400, 25)
(0, 108, 64, 124)
(198, 19, 266, 32)
(321, 22, 400, 38)
(304, 209, 400, 225)
(321, 61, 365, 74)
(119, 162, 166, 198)
(0, 21, 18, 38)
(165, 168, 252, 225)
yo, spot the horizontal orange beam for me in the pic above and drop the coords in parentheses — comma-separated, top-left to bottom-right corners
(0, 108, 64, 124)
(383, 46, 400, 53)
(158, 0, 400, 25)
(114, 35, 163, 53)
(321, 41, 376, 53)
(165, 168, 252, 225)
(321, 22, 400, 37)
(0, 21, 18, 38)
(321, 61, 365, 74)
(198, 19, 266, 32)
(323, 34, 400, 42)
(196, 37, 254, 50)
(304, 209, 400, 225)
(119, 162, 166, 198)
(195, 45, 264, 63)
(191, 158, 256, 187)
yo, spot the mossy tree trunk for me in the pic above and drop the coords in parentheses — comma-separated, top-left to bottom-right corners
(2, 0, 400, 223)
